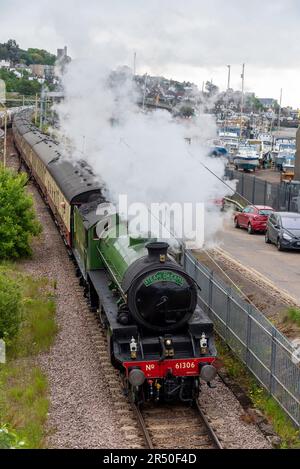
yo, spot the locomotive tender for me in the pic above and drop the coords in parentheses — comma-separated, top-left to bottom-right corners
(12, 111, 217, 404)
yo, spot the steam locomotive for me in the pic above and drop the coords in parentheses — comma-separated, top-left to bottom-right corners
(12, 110, 217, 404)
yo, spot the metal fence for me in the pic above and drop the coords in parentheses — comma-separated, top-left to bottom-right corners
(184, 251, 300, 428)
(226, 168, 300, 213)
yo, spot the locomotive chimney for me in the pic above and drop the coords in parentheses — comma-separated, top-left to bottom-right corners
(146, 242, 169, 263)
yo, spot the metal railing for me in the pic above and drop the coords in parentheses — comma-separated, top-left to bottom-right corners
(184, 251, 300, 428)
(225, 168, 300, 213)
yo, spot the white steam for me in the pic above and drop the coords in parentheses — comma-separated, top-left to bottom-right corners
(55, 58, 234, 247)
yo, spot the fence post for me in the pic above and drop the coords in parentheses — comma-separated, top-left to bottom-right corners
(252, 177, 256, 204)
(269, 327, 277, 395)
(246, 304, 253, 367)
(208, 271, 213, 315)
(225, 288, 231, 343)
(287, 183, 291, 212)
(264, 180, 267, 206)
(241, 173, 244, 198)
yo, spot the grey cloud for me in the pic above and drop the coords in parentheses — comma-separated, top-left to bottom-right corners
(1, 1, 300, 83)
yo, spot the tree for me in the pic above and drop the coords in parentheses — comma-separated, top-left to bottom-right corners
(0, 40, 56, 66)
(0, 167, 41, 260)
(205, 81, 219, 97)
(180, 105, 195, 118)
(16, 78, 41, 95)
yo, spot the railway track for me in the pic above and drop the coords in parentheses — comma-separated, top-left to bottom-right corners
(132, 401, 223, 449)
(85, 303, 224, 449)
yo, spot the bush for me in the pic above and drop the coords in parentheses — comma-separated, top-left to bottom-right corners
(0, 272, 22, 341)
(0, 425, 26, 449)
(285, 308, 300, 327)
(0, 167, 41, 259)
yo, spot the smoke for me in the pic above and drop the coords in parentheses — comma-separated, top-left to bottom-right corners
(54, 57, 234, 247)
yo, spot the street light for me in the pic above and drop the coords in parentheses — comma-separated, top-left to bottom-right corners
(227, 65, 231, 91)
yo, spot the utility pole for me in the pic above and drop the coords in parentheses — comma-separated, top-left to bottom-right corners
(277, 88, 283, 131)
(39, 89, 44, 130)
(142, 74, 148, 111)
(133, 52, 137, 77)
(240, 63, 245, 134)
(227, 65, 231, 90)
(34, 94, 38, 126)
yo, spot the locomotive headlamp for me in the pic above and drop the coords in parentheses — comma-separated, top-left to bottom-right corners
(130, 337, 138, 360)
(200, 365, 217, 383)
(164, 337, 174, 357)
(200, 333, 208, 355)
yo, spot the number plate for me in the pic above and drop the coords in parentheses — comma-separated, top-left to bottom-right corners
(123, 358, 216, 378)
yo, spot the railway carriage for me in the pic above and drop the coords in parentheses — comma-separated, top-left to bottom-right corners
(12, 111, 218, 405)
(13, 112, 102, 246)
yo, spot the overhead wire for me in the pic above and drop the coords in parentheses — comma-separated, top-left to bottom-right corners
(118, 137, 264, 308)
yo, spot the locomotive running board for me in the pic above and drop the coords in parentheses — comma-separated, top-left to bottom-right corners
(88, 270, 138, 338)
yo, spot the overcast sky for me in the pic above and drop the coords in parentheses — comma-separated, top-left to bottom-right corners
(1, 0, 300, 107)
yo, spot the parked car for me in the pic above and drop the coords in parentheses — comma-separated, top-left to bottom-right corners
(234, 205, 274, 234)
(265, 212, 300, 251)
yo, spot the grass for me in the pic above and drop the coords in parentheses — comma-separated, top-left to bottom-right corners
(283, 307, 300, 328)
(0, 366, 49, 448)
(0, 268, 57, 449)
(216, 337, 300, 449)
(10, 276, 58, 358)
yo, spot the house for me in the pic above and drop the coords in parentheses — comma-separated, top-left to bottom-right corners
(258, 98, 278, 108)
(30, 64, 45, 78)
(0, 60, 10, 69)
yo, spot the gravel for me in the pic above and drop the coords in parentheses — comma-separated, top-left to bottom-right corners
(22, 186, 127, 448)
(200, 376, 271, 449)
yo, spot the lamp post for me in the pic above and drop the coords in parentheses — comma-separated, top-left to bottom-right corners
(227, 65, 231, 91)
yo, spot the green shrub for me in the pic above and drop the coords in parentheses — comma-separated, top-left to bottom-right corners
(0, 167, 41, 259)
(0, 425, 26, 449)
(0, 272, 22, 341)
(284, 308, 300, 327)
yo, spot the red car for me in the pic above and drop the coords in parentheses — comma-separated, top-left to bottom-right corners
(234, 205, 274, 234)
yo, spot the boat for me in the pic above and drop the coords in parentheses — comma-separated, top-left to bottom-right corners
(209, 145, 228, 157)
(258, 133, 273, 154)
(233, 146, 260, 171)
(246, 139, 263, 159)
(274, 143, 296, 171)
(282, 156, 295, 173)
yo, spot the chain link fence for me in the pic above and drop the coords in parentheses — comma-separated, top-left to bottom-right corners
(226, 168, 300, 213)
(184, 251, 300, 428)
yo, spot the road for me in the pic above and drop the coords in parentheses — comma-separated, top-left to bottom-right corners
(217, 219, 300, 304)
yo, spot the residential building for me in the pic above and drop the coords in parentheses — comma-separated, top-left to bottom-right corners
(30, 64, 45, 78)
(0, 60, 10, 69)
